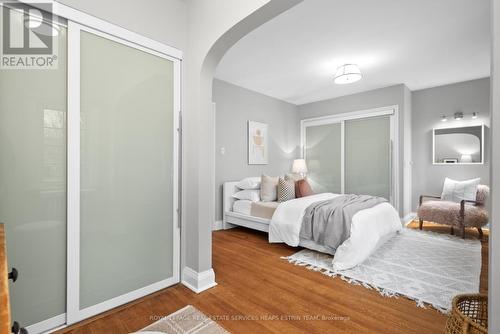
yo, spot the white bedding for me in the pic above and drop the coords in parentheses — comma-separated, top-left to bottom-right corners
(269, 193, 402, 271)
(232, 200, 253, 215)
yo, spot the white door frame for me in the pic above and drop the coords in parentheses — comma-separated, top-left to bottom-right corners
(15, 2, 182, 332)
(66, 22, 181, 325)
(300, 105, 400, 212)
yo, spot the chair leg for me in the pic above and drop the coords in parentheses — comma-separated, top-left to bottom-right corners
(462, 225, 466, 239)
(419, 219, 423, 230)
(477, 227, 483, 240)
(450, 225, 454, 235)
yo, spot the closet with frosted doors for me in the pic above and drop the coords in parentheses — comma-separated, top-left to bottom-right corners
(0, 3, 180, 333)
(301, 107, 398, 208)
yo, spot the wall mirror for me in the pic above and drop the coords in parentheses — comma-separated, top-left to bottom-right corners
(433, 124, 484, 164)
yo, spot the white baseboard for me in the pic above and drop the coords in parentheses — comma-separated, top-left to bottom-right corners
(222, 221, 236, 230)
(212, 220, 223, 231)
(181, 267, 217, 294)
(25, 313, 66, 334)
(403, 212, 417, 226)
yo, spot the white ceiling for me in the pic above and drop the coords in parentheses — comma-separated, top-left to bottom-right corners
(215, 0, 491, 105)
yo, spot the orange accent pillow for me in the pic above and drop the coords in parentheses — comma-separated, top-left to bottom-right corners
(295, 179, 314, 198)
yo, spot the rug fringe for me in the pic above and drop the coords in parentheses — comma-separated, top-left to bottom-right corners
(281, 255, 450, 314)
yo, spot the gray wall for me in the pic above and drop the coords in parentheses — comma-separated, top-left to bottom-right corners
(298, 84, 409, 216)
(411, 78, 490, 210)
(214, 79, 300, 221)
(490, 0, 499, 331)
(298, 84, 405, 119)
(56, 0, 187, 50)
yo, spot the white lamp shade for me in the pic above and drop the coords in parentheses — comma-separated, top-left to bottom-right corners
(334, 64, 362, 84)
(292, 159, 308, 174)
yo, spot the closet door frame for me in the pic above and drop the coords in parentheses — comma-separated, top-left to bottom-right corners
(300, 105, 400, 211)
(13, 1, 182, 332)
(66, 21, 181, 325)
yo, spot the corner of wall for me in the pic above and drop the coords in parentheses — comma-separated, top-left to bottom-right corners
(403, 85, 413, 215)
(489, 0, 499, 331)
(181, 266, 217, 293)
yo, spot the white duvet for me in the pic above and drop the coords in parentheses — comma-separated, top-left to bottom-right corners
(269, 193, 402, 271)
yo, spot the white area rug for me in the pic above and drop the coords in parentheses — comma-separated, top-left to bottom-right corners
(283, 228, 481, 313)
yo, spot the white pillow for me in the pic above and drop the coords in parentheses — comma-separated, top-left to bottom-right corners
(441, 177, 480, 203)
(236, 177, 261, 190)
(232, 189, 260, 202)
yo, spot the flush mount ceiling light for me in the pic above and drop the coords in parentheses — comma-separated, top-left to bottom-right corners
(334, 64, 362, 84)
(441, 115, 448, 122)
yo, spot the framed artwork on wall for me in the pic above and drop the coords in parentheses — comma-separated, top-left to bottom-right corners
(248, 121, 268, 165)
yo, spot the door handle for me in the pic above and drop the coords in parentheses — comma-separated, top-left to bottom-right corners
(11, 321, 28, 334)
(8, 267, 18, 282)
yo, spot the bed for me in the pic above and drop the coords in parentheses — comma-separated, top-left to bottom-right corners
(223, 181, 273, 232)
(223, 180, 402, 270)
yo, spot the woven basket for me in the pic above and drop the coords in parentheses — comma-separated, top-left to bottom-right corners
(446, 294, 488, 334)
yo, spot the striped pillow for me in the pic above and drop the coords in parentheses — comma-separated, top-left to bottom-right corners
(277, 177, 296, 202)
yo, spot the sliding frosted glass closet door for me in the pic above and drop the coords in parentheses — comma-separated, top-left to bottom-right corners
(344, 116, 391, 200)
(0, 6, 67, 330)
(305, 123, 342, 193)
(67, 22, 180, 323)
(302, 108, 396, 208)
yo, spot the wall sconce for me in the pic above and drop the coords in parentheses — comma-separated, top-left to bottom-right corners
(440, 112, 478, 122)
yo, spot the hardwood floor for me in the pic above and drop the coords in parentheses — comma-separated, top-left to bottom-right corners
(57, 223, 488, 334)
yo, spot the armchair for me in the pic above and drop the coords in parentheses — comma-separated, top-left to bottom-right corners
(417, 185, 489, 239)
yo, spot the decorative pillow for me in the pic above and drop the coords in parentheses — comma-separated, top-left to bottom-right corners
(441, 177, 480, 203)
(236, 177, 261, 190)
(232, 189, 260, 202)
(277, 177, 296, 202)
(295, 179, 314, 198)
(260, 174, 279, 202)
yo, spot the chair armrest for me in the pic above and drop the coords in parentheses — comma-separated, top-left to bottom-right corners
(460, 200, 481, 217)
(419, 195, 441, 205)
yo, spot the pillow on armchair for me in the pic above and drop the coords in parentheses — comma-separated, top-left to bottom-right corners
(441, 177, 480, 203)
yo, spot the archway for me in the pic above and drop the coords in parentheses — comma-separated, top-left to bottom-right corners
(181, 0, 303, 292)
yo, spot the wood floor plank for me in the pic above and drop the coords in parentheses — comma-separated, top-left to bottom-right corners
(57, 223, 488, 334)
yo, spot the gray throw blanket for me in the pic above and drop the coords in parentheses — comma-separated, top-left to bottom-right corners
(300, 194, 387, 253)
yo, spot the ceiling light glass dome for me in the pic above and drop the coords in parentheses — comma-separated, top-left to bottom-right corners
(334, 64, 362, 84)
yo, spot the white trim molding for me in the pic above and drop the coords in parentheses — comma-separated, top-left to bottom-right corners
(25, 313, 66, 334)
(403, 212, 418, 226)
(182, 267, 217, 294)
(213, 220, 223, 231)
